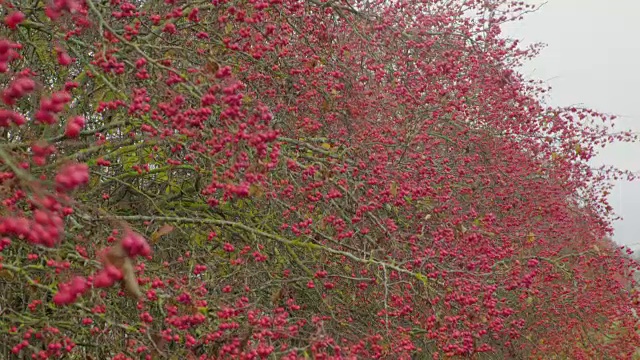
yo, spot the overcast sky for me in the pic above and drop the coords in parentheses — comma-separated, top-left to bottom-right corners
(501, 0, 640, 251)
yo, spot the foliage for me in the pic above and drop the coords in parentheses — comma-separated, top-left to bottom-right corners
(0, 0, 638, 358)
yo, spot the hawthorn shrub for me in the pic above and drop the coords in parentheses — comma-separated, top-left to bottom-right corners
(0, 0, 639, 359)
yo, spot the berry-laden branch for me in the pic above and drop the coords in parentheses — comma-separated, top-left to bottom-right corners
(0, 0, 637, 358)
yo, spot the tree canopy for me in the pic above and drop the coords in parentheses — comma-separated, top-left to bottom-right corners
(0, 0, 639, 358)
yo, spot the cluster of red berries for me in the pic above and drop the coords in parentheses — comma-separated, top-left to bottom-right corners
(0, 211, 64, 248)
(0, 237, 11, 251)
(53, 276, 88, 305)
(0, 39, 20, 73)
(35, 91, 72, 124)
(0, 108, 25, 127)
(2, 76, 35, 106)
(4, 11, 25, 29)
(122, 231, 152, 258)
(32, 142, 56, 166)
(93, 264, 123, 288)
(55, 162, 89, 192)
(45, 0, 82, 20)
(56, 47, 73, 66)
(64, 115, 85, 138)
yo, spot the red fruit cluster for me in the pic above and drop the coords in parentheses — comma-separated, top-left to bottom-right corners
(0, 109, 25, 127)
(32, 142, 56, 166)
(54, 163, 89, 192)
(121, 231, 152, 258)
(53, 276, 88, 306)
(31, 209, 64, 245)
(0, 210, 64, 248)
(93, 264, 123, 288)
(56, 47, 73, 66)
(215, 65, 232, 79)
(2, 76, 35, 105)
(64, 116, 85, 138)
(91, 51, 125, 75)
(0, 39, 20, 73)
(0, 237, 11, 251)
(45, 0, 83, 20)
(4, 11, 25, 30)
(35, 91, 72, 124)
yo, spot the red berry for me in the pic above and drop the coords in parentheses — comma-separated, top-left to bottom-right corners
(4, 11, 25, 30)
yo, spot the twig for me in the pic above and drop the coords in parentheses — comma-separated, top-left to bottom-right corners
(111, 215, 443, 291)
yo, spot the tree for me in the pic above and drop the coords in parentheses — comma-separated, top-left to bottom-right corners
(0, 0, 638, 358)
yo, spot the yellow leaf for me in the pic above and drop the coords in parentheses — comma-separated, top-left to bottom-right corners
(320, 142, 331, 150)
(527, 232, 535, 243)
(575, 144, 582, 154)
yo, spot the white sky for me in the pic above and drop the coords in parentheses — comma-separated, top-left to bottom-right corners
(501, 0, 640, 251)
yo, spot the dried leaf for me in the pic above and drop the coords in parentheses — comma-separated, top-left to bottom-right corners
(121, 257, 142, 299)
(249, 184, 264, 198)
(105, 243, 143, 300)
(150, 332, 167, 358)
(205, 59, 219, 74)
(0, 269, 14, 280)
(271, 286, 285, 305)
(592, 244, 601, 255)
(390, 181, 398, 196)
(151, 224, 175, 242)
